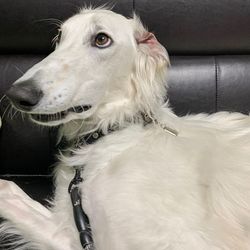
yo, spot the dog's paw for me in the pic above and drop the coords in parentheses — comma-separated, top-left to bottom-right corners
(0, 179, 52, 219)
(0, 179, 13, 188)
(0, 179, 20, 196)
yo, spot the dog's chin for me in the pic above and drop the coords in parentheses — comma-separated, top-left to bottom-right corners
(29, 105, 92, 127)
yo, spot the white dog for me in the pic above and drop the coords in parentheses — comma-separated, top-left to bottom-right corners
(1, 7, 250, 250)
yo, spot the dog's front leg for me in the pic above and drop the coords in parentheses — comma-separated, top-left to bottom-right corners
(0, 179, 74, 250)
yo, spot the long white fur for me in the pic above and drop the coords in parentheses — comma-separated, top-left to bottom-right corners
(1, 7, 250, 250)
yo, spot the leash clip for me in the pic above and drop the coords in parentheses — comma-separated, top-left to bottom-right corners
(68, 168, 83, 193)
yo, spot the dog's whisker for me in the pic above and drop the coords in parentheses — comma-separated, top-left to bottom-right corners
(10, 106, 18, 120)
(13, 65, 25, 75)
(9, 106, 15, 119)
(52, 34, 59, 47)
(11, 109, 19, 120)
(21, 112, 25, 122)
(0, 94, 7, 105)
(6, 105, 12, 119)
(2, 103, 12, 120)
(33, 18, 63, 27)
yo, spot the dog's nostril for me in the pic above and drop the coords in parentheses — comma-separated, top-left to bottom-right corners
(6, 80, 43, 111)
(19, 100, 36, 107)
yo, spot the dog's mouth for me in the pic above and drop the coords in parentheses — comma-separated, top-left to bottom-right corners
(30, 105, 92, 123)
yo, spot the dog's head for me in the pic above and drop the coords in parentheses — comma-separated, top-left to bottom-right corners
(6, 8, 169, 127)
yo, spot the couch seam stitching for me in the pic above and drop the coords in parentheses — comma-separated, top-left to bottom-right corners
(214, 56, 219, 112)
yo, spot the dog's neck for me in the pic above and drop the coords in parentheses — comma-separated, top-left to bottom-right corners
(59, 109, 147, 143)
(59, 102, 179, 144)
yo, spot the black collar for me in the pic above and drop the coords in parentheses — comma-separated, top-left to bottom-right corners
(60, 113, 153, 150)
(59, 128, 107, 151)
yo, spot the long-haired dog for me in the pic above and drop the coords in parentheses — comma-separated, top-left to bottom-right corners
(1, 7, 250, 250)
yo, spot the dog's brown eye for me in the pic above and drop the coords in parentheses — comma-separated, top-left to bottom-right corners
(94, 33, 112, 48)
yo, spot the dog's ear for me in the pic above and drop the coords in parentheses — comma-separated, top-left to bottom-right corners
(131, 15, 170, 115)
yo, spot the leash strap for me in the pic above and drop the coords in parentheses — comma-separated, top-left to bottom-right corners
(68, 169, 94, 250)
(65, 114, 154, 249)
(64, 130, 108, 249)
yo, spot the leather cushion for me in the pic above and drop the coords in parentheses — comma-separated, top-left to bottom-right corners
(2, 0, 250, 55)
(168, 55, 250, 115)
(135, 0, 250, 55)
(0, 0, 133, 54)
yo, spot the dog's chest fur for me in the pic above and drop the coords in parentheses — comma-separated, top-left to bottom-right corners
(53, 114, 250, 250)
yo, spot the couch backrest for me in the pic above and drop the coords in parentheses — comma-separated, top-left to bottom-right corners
(1, 0, 250, 176)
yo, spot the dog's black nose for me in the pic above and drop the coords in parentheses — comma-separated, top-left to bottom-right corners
(6, 80, 43, 111)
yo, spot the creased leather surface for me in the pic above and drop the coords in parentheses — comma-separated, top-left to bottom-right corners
(168, 56, 250, 115)
(3, 0, 250, 54)
(168, 56, 216, 115)
(135, 0, 250, 55)
(216, 56, 250, 114)
(0, 0, 133, 54)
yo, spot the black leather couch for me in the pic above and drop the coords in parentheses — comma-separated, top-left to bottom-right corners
(1, 0, 250, 246)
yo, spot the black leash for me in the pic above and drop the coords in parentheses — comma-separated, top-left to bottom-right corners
(64, 114, 153, 249)
(68, 168, 94, 250)
(67, 130, 106, 250)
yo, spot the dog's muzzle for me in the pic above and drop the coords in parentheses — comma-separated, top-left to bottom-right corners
(6, 80, 43, 111)
(6, 80, 92, 123)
